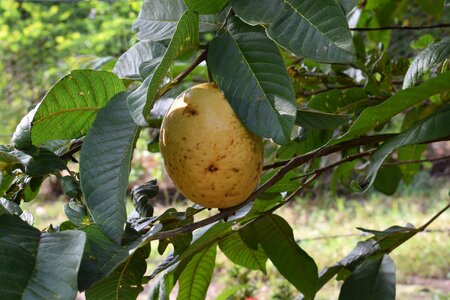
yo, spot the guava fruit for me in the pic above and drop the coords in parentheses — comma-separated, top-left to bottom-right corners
(159, 83, 263, 208)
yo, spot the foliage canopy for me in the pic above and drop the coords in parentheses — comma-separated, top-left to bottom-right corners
(1, 1, 450, 299)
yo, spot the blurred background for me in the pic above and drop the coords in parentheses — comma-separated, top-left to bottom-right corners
(1, 1, 449, 299)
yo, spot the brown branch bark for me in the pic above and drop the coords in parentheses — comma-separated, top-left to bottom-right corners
(351, 23, 450, 31)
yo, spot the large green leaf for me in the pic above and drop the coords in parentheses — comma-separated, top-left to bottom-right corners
(85, 244, 151, 300)
(218, 231, 267, 272)
(184, 0, 228, 14)
(208, 17, 296, 145)
(133, 0, 221, 41)
(339, 255, 396, 300)
(80, 92, 140, 244)
(113, 41, 166, 80)
(365, 104, 450, 190)
(0, 215, 85, 300)
(78, 224, 162, 291)
(231, 0, 355, 63)
(177, 244, 217, 300)
(128, 11, 199, 126)
(403, 39, 450, 89)
(334, 71, 450, 144)
(30, 70, 125, 146)
(245, 214, 318, 298)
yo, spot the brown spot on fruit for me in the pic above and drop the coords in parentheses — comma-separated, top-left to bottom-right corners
(232, 168, 239, 173)
(225, 192, 238, 197)
(207, 164, 218, 172)
(183, 105, 198, 116)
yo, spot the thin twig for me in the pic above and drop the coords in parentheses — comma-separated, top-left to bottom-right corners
(301, 85, 362, 97)
(351, 23, 450, 31)
(263, 134, 395, 170)
(290, 149, 376, 181)
(171, 49, 208, 86)
(385, 154, 450, 166)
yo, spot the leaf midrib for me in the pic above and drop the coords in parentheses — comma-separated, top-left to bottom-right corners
(33, 107, 99, 124)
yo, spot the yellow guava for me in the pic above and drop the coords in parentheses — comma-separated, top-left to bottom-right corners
(159, 83, 263, 208)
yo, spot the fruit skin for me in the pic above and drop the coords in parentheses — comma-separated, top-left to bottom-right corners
(159, 83, 263, 208)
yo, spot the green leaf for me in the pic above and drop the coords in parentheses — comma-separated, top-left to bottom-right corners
(296, 109, 351, 129)
(31, 70, 125, 146)
(231, 0, 355, 63)
(85, 244, 150, 300)
(128, 11, 199, 126)
(80, 92, 140, 244)
(317, 239, 379, 287)
(219, 232, 267, 272)
(184, 0, 228, 14)
(25, 148, 66, 176)
(149, 222, 231, 280)
(417, 0, 445, 19)
(365, 104, 450, 190)
(0, 147, 21, 171)
(12, 106, 38, 151)
(358, 225, 418, 252)
(60, 175, 82, 199)
(334, 71, 450, 144)
(177, 244, 217, 300)
(339, 255, 396, 300)
(132, 179, 158, 218)
(307, 87, 368, 114)
(133, 0, 221, 41)
(78, 223, 162, 291)
(0, 173, 14, 197)
(277, 128, 332, 160)
(208, 17, 296, 145)
(0, 198, 23, 215)
(0, 215, 86, 300)
(373, 165, 402, 195)
(64, 200, 89, 226)
(147, 261, 180, 300)
(113, 41, 166, 80)
(216, 285, 251, 300)
(339, 0, 358, 15)
(403, 39, 450, 89)
(248, 214, 318, 298)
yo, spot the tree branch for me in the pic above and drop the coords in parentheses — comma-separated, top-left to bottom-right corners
(385, 154, 450, 166)
(290, 149, 376, 180)
(148, 135, 395, 242)
(350, 23, 450, 31)
(264, 134, 395, 170)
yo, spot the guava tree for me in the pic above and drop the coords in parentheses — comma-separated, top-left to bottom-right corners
(1, 0, 450, 299)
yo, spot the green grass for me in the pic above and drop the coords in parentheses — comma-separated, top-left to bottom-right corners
(22, 176, 450, 300)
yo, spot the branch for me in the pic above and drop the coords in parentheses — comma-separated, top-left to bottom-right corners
(301, 85, 362, 97)
(149, 135, 394, 242)
(385, 154, 450, 166)
(264, 134, 395, 170)
(350, 23, 450, 31)
(290, 149, 375, 180)
(171, 49, 208, 85)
